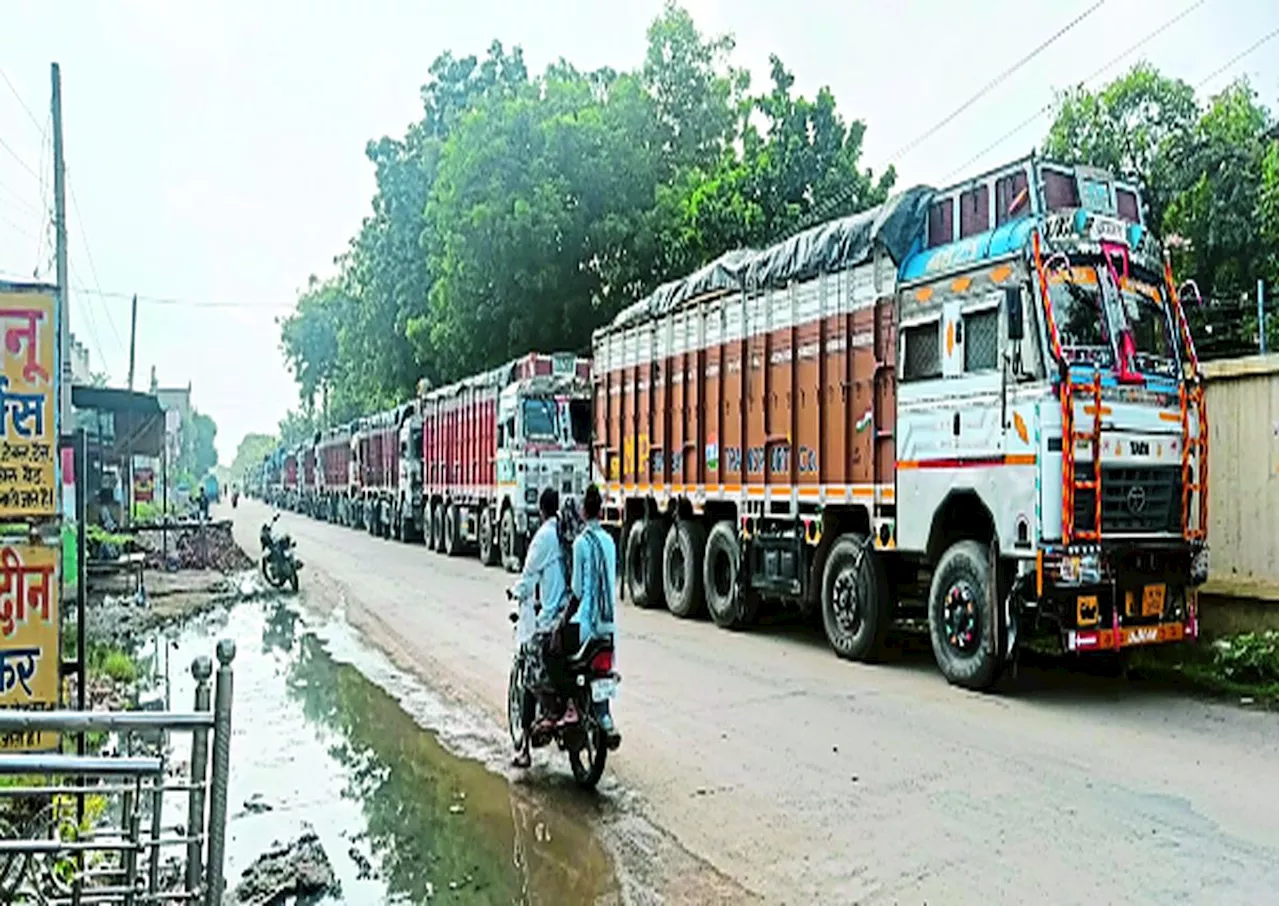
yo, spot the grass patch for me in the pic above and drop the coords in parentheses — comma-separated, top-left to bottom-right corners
(1130, 631, 1279, 705)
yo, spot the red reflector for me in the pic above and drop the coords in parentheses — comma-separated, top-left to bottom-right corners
(590, 650, 613, 673)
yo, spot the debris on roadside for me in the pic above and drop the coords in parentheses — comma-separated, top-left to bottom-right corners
(231, 828, 340, 905)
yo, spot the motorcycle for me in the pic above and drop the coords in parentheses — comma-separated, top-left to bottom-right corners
(506, 590, 620, 790)
(259, 513, 302, 592)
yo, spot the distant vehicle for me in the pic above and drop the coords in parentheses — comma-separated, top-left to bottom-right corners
(202, 473, 219, 503)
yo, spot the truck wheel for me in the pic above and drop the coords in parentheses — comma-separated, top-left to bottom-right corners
(429, 504, 443, 552)
(478, 508, 500, 567)
(927, 540, 1003, 690)
(821, 533, 891, 662)
(443, 504, 461, 556)
(663, 521, 706, 619)
(703, 521, 759, 629)
(499, 506, 520, 572)
(625, 521, 665, 609)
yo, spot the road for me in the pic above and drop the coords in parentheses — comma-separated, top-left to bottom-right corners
(231, 499, 1277, 906)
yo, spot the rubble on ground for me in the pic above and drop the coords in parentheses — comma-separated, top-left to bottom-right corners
(133, 521, 252, 572)
(230, 828, 339, 905)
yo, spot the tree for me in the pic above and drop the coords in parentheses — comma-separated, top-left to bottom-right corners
(229, 433, 278, 484)
(278, 409, 316, 447)
(1044, 63, 1198, 229)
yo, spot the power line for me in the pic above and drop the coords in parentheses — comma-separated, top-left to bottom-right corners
(76, 285, 296, 312)
(0, 134, 40, 182)
(0, 66, 45, 135)
(1193, 29, 1278, 90)
(68, 180, 125, 353)
(882, 0, 1107, 166)
(942, 0, 1208, 179)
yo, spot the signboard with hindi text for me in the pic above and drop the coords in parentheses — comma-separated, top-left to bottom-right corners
(0, 287, 57, 519)
(0, 543, 59, 751)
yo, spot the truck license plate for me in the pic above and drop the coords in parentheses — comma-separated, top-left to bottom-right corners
(590, 679, 617, 702)
(1141, 584, 1166, 617)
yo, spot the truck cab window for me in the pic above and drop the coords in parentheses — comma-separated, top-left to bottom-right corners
(569, 400, 592, 446)
(522, 399, 557, 438)
(962, 308, 999, 372)
(902, 321, 942, 381)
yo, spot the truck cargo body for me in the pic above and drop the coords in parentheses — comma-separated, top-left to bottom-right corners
(593, 154, 1208, 689)
(352, 402, 419, 539)
(313, 425, 354, 524)
(421, 352, 592, 567)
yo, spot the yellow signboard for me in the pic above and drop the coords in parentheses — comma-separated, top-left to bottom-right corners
(0, 543, 59, 751)
(0, 290, 57, 518)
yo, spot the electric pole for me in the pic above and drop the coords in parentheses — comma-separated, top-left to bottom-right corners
(127, 293, 137, 389)
(51, 62, 70, 426)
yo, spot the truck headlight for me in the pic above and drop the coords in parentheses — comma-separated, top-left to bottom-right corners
(1191, 548, 1210, 585)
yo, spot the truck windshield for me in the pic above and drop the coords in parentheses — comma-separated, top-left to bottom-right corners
(570, 399, 591, 446)
(1120, 285, 1179, 377)
(1047, 269, 1114, 368)
(522, 398, 558, 439)
(1046, 265, 1178, 376)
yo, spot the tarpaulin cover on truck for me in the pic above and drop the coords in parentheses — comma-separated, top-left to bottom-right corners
(606, 185, 934, 331)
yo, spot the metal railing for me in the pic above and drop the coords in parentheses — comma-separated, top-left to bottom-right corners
(0, 639, 235, 906)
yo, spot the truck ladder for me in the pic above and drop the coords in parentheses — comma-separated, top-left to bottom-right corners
(1061, 371, 1103, 543)
(1179, 382, 1208, 541)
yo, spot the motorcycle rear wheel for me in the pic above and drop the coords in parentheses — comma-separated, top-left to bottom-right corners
(568, 715, 608, 790)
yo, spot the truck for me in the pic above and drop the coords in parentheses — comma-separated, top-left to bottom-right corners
(591, 153, 1208, 689)
(352, 402, 420, 539)
(421, 352, 593, 568)
(313, 424, 353, 524)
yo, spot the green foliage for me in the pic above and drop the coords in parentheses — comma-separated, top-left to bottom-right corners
(1045, 66, 1278, 358)
(278, 5, 893, 420)
(1212, 631, 1279, 686)
(229, 432, 279, 484)
(87, 644, 139, 685)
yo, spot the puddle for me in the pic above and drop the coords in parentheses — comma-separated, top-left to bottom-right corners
(162, 598, 621, 905)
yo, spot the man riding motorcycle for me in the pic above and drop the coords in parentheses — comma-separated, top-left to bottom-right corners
(509, 486, 568, 769)
(542, 484, 618, 744)
(508, 484, 620, 768)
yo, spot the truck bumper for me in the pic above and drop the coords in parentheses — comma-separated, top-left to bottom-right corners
(1040, 542, 1203, 653)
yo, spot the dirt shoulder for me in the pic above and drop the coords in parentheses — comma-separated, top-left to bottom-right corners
(225, 500, 1279, 906)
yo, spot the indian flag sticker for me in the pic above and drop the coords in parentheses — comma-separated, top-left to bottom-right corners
(855, 409, 874, 433)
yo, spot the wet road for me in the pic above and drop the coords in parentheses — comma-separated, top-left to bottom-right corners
(231, 500, 1278, 906)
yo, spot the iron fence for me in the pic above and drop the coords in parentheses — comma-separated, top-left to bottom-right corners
(0, 640, 235, 906)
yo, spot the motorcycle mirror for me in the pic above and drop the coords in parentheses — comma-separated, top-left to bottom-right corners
(508, 611, 519, 624)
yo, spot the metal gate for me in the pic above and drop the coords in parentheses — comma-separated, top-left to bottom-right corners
(0, 640, 236, 905)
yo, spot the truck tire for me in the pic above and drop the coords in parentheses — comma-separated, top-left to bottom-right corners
(443, 504, 461, 557)
(703, 521, 759, 629)
(478, 507, 500, 567)
(662, 521, 706, 619)
(625, 521, 665, 609)
(821, 533, 891, 662)
(927, 540, 1003, 690)
(429, 504, 443, 552)
(500, 506, 523, 572)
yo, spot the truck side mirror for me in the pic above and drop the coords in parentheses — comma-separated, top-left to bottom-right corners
(1004, 286, 1024, 342)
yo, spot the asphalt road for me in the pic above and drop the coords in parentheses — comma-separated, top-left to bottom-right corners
(231, 499, 1278, 906)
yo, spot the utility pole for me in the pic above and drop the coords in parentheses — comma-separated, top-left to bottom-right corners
(51, 62, 70, 427)
(127, 293, 138, 389)
(1259, 279, 1267, 355)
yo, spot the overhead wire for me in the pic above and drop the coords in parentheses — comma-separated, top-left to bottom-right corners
(776, 0, 1111, 242)
(883, 0, 1108, 165)
(943, 0, 1212, 179)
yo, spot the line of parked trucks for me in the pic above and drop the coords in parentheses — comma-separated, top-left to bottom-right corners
(252, 153, 1211, 690)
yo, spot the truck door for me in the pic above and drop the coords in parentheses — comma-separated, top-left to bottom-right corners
(946, 293, 1005, 460)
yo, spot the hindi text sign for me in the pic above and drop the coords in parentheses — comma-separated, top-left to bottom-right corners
(0, 543, 59, 751)
(0, 290, 56, 518)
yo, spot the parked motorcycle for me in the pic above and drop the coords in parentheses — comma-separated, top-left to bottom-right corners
(260, 513, 302, 592)
(506, 592, 619, 789)
(231, 489, 239, 509)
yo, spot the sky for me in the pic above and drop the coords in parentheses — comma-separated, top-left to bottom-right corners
(0, 0, 1276, 463)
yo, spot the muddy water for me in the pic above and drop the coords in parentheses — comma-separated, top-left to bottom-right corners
(165, 598, 620, 905)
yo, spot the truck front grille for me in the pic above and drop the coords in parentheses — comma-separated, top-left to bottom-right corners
(1075, 465, 1181, 535)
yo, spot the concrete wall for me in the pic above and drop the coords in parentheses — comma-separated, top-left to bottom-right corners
(1201, 353, 1279, 602)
